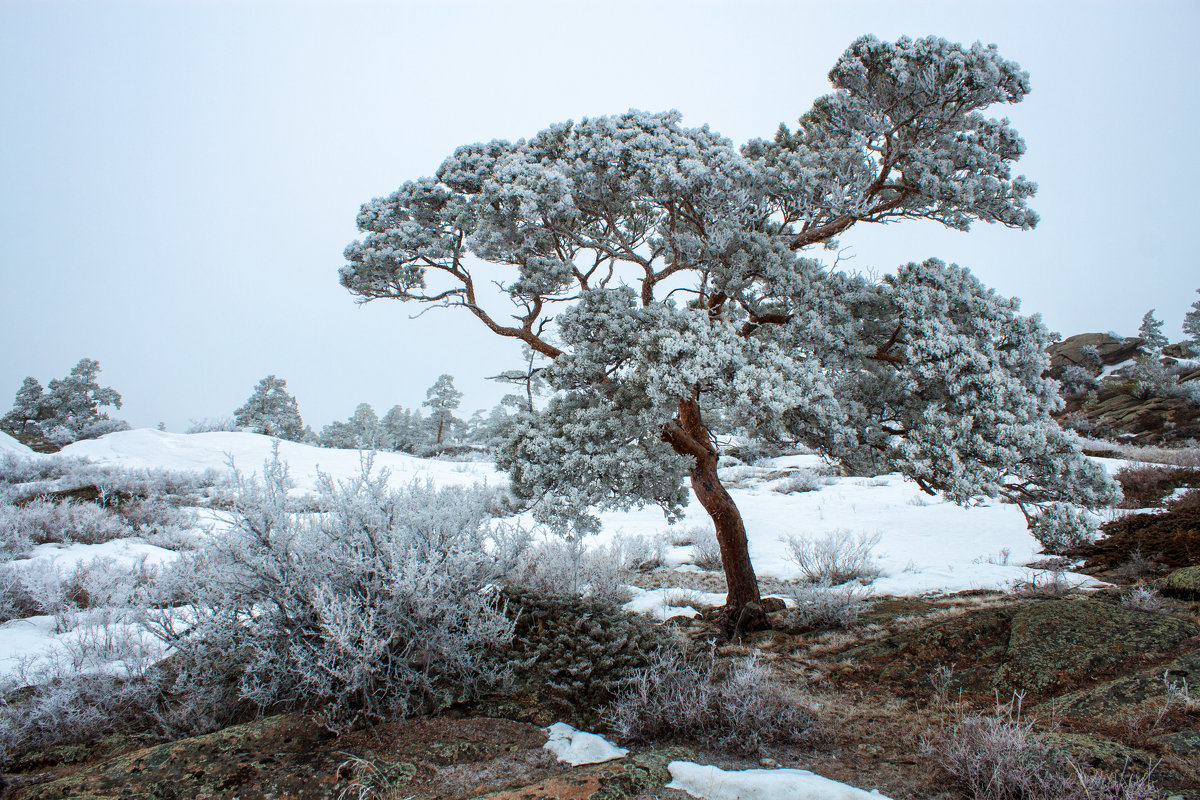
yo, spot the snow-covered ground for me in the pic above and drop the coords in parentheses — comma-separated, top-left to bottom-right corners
(0, 431, 33, 456)
(0, 429, 1110, 680)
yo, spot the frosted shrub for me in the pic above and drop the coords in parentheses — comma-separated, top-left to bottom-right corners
(785, 529, 882, 584)
(1120, 586, 1166, 613)
(605, 649, 819, 754)
(772, 468, 835, 494)
(0, 563, 37, 622)
(0, 498, 130, 552)
(509, 534, 632, 603)
(616, 533, 666, 572)
(0, 670, 159, 767)
(152, 458, 515, 730)
(935, 711, 1158, 800)
(690, 527, 723, 571)
(1030, 503, 1098, 554)
(185, 416, 238, 433)
(788, 581, 870, 628)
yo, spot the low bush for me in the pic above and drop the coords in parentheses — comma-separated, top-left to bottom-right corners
(785, 529, 882, 584)
(508, 535, 632, 603)
(0, 499, 130, 557)
(787, 581, 871, 628)
(1115, 463, 1200, 509)
(1119, 586, 1166, 613)
(185, 416, 238, 433)
(616, 533, 666, 572)
(501, 588, 673, 723)
(772, 468, 836, 494)
(935, 710, 1158, 800)
(149, 458, 515, 731)
(690, 527, 723, 571)
(604, 648, 820, 754)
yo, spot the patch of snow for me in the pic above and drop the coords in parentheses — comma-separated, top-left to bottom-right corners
(0, 431, 33, 456)
(623, 587, 726, 620)
(667, 761, 893, 799)
(17, 538, 180, 571)
(1099, 358, 1136, 379)
(0, 612, 170, 685)
(542, 722, 627, 765)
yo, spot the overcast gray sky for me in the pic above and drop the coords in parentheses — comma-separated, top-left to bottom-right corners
(2, 0, 1198, 431)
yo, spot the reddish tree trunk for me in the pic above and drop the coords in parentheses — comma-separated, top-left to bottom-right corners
(664, 395, 763, 629)
(689, 449, 762, 615)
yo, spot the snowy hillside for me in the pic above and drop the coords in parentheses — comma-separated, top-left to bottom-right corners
(59, 429, 499, 492)
(0, 431, 32, 456)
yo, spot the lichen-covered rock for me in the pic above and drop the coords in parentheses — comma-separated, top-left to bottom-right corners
(996, 598, 1195, 695)
(842, 597, 1196, 699)
(467, 746, 694, 800)
(1042, 651, 1200, 720)
(1162, 565, 1200, 599)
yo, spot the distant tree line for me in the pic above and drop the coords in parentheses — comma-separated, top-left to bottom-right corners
(223, 372, 534, 455)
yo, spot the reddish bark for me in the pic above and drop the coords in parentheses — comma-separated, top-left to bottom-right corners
(663, 395, 763, 629)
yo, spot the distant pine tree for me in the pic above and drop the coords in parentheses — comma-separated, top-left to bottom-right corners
(234, 375, 305, 441)
(1138, 309, 1168, 351)
(422, 375, 462, 445)
(1183, 289, 1200, 348)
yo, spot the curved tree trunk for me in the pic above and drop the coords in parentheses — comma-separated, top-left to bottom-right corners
(664, 394, 763, 630)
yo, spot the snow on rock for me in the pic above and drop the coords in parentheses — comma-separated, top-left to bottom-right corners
(60, 429, 504, 493)
(542, 722, 628, 765)
(0, 431, 33, 456)
(667, 762, 893, 800)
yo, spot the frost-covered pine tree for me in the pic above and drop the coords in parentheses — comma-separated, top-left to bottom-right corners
(233, 375, 305, 441)
(341, 35, 1118, 626)
(2, 359, 125, 441)
(1183, 289, 1200, 348)
(380, 405, 417, 452)
(44, 358, 123, 435)
(348, 402, 388, 449)
(0, 377, 45, 435)
(422, 374, 463, 445)
(1138, 309, 1168, 351)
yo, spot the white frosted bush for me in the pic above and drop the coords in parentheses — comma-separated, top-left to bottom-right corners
(772, 469, 835, 494)
(605, 649, 819, 754)
(509, 534, 633, 603)
(935, 711, 1159, 800)
(690, 527, 723, 571)
(616, 533, 667, 572)
(788, 581, 870, 628)
(151, 456, 516, 729)
(0, 498, 130, 550)
(785, 529, 882, 584)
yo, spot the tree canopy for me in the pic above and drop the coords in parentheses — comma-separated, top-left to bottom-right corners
(341, 35, 1117, 626)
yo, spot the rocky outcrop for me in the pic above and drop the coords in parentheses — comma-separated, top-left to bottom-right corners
(1047, 333, 1143, 378)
